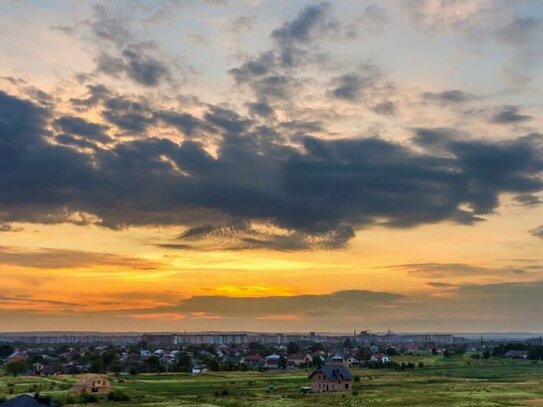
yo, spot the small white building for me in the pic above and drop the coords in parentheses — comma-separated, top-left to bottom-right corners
(370, 352, 390, 363)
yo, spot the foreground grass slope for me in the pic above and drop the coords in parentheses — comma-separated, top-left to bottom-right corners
(2, 355, 543, 406)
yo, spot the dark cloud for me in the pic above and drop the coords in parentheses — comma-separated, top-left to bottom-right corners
(148, 289, 404, 319)
(95, 48, 170, 87)
(529, 225, 543, 239)
(83, 5, 174, 87)
(53, 116, 112, 143)
(247, 101, 275, 118)
(271, 2, 334, 46)
(155, 110, 202, 136)
(422, 90, 475, 105)
(513, 193, 542, 207)
(228, 3, 343, 103)
(1, 90, 543, 250)
(327, 67, 384, 102)
(176, 220, 354, 251)
(491, 105, 532, 124)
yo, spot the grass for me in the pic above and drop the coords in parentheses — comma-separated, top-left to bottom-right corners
(2, 355, 543, 406)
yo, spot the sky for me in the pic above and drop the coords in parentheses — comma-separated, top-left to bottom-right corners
(0, 0, 542, 333)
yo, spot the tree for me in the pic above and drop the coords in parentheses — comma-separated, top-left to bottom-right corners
(5, 360, 27, 376)
(207, 359, 220, 372)
(0, 345, 14, 359)
(176, 352, 192, 373)
(343, 338, 352, 349)
(101, 349, 117, 370)
(312, 355, 323, 368)
(278, 355, 287, 370)
(309, 342, 324, 353)
(482, 350, 491, 359)
(110, 360, 123, 375)
(287, 342, 300, 355)
(89, 358, 104, 373)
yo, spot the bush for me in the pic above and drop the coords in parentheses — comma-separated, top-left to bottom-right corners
(221, 389, 229, 396)
(417, 361, 424, 369)
(107, 389, 130, 402)
(352, 390, 359, 396)
(79, 393, 98, 403)
(354, 374, 361, 382)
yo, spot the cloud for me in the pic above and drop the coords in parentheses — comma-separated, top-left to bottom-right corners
(80, 4, 176, 87)
(53, 116, 112, 143)
(0, 224, 23, 232)
(391, 262, 529, 278)
(496, 16, 543, 45)
(176, 220, 354, 251)
(1, 89, 543, 249)
(146, 289, 404, 319)
(95, 48, 170, 87)
(271, 2, 335, 47)
(491, 105, 532, 124)
(513, 193, 542, 207)
(0, 246, 162, 270)
(529, 225, 543, 239)
(422, 90, 475, 105)
(373, 101, 396, 116)
(427, 281, 456, 288)
(326, 65, 388, 102)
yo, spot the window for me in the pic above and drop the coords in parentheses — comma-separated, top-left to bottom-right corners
(345, 383, 349, 389)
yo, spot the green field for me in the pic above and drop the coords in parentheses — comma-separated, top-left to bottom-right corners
(2, 356, 543, 406)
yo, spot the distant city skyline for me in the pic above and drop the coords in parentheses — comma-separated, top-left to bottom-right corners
(0, 0, 542, 332)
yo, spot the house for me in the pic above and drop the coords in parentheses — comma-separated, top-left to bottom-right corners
(346, 356, 359, 367)
(244, 354, 264, 369)
(264, 354, 281, 369)
(0, 394, 58, 406)
(370, 353, 390, 363)
(286, 354, 312, 368)
(6, 353, 27, 365)
(330, 354, 345, 366)
(406, 343, 419, 353)
(308, 365, 353, 393)
(505, 350, 528, 359)
(70, 374, 112, 396)
(191, 364, 207, 374)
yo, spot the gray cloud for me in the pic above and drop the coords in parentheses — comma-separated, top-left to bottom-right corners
(422, 90, 475, 105)
(373, 101, 396, 116)
(497, 16, 543, 45)
(1, 89, 543, 250)
(147, 289, 404, 319)
(53, 116, 112, 143)
(327, 66, 387, 102)
(513, 193, 542, 207)
(95, 48, 170, 87)
(491, 105, 532, 124)
(529, 225, 543, 239)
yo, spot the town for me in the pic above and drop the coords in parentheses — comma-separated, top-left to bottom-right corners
(1, 330, 543, 406)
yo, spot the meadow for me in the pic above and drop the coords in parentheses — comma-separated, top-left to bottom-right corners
(2, 355, 543, 406)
